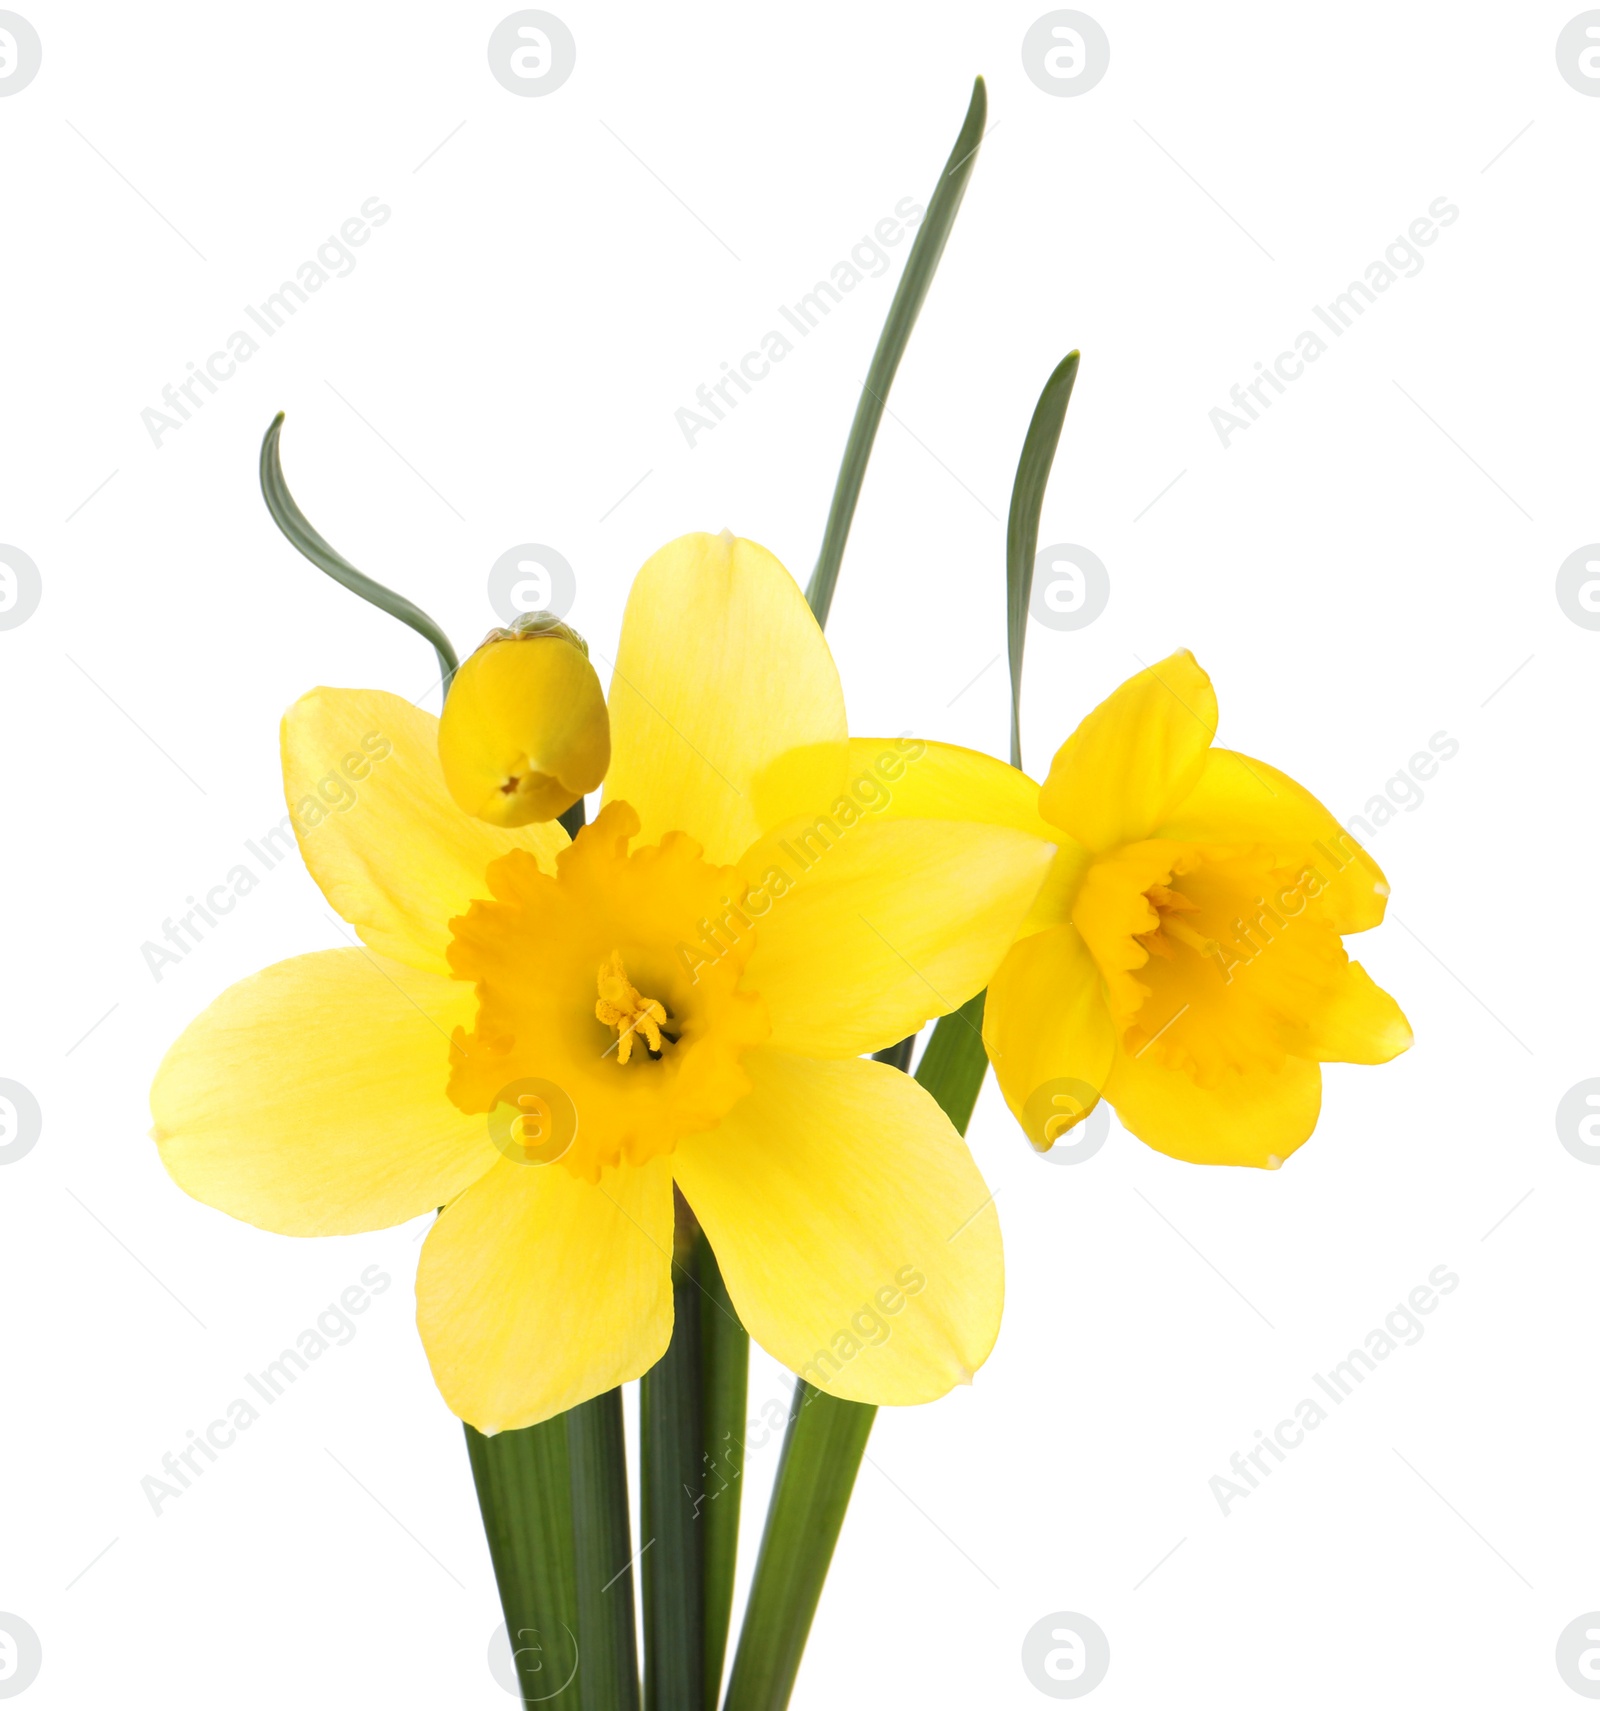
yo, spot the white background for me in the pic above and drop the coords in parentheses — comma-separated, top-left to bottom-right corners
(1, 2, 1594, 1705)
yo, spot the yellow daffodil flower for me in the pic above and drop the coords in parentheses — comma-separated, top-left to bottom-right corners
(150, 533, 1056, 1432)
(982, 650, 1411, 1169)
(437, 614, 611, 827)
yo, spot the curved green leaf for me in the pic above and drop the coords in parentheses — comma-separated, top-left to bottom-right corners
(805, 77, 989, 627)
(258, 412, 459, 695)
(1005, 351, 1080, 768)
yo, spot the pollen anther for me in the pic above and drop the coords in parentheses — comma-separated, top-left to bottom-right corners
(595, 951, 669, 1065)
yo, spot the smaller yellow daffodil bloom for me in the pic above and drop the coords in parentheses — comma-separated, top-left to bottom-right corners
(437, 614, 610, 826)
(982, 650, 1411, 1169)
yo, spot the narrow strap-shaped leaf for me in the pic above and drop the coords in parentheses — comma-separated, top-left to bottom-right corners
(720, 1383, 876, 1711)
(697, 1232, 748, 1709)
(720, 997, 989, 1711)
(1005, 352, 1080, 768)
(258, 412, 459, 694)
(465, 1419, 579, 1709)
(913, 989, 989, 1130)
(641, 1200, 707, 1711)
(804, 77, 989, 627)
(567, 1390, 642, 1711)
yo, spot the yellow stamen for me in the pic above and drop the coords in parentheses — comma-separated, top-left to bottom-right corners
(595, 951, 669, 1065)
(1145, 883, 1199, 914)
(1138, 882, 1218, 962)
(1162, 915, 1220, 960)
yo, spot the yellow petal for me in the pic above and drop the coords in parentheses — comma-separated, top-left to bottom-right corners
(983, 925, 1116, 1149)
(437, 623, 610, 826)
(672, 1051, 1002, 1404)
(282, 687, 567, 972)
(1038, 650, 1217, 852)
(1303, 961, 1412, 1063)
(604, 533, 848, 865)
(841, 737, 1058, 838)
(1156, 747, 1390, 933)
(416, 1155, 674, 1432)
(151, 949, 495, 1235)
(1018, 843, 1097, 939)
(839, 736, 1083, 937)
(1102, 1043, 1321, 1169)
(739, 816, 1055, 1057)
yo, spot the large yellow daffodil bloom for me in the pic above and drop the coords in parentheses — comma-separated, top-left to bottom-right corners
(982, 650, 1411, 1169)
(151, 533, 1056, 1432)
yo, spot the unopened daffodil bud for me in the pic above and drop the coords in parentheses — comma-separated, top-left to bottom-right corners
(438, 614, 610, 826)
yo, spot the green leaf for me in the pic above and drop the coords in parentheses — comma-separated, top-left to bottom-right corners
(641, 1202, 707, 1711)
(804, 77, 989, 628)
(720, 1384, 876, 1711)
(465, 1419, 579, 1710)
(697, 1232, 748, 1708)
(1005, 352, 1080, 768)
(258, 412, 460, 696)
(566, 1390, 642, 1711)
(914, 989, 989, 1131)
(719, 995, 990, 1711)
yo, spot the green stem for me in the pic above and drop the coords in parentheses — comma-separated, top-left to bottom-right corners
(465, 1420, 579, 1708)
(558, 796, 588, 839)
(697, 1232, 748, 1707)
(720, 1384, 875, 1711)
(804, 78, 988, 627)
(642, 1198, 707, 1711)
(567, 1390, 642, 1711)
